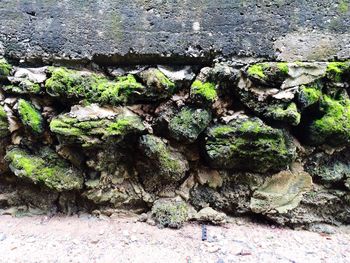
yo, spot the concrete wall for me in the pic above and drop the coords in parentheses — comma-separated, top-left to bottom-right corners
(0, 0, 349, 64)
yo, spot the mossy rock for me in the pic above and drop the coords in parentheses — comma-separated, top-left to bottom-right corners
(0, 105, 9, 138)
(0, 58, 12, 78)
(326, 61, 350, 83)
(246, 62, 289, 86)
(151, 199, 189, 229)
(137, 135, 189, 192)
(190, 80, 217, 103)
(139, 68, 176, 100)
(5, 147, 84, 191)
(205, 116, 296, 173)
(50, 104, 146, 147)
(3, 80, 41, 94)
(17, 99, 44, 134)
(45, 67, 145, 105)
(305, 151, 350, 187)
(168, 107, 211, 142)
(308, 95, 350, 146)
(298, 84, 322, 109)
(264, 103, 301, 126)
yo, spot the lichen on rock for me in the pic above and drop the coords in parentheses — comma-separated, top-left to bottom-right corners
(17, 99, 44, 134)
(168, 107, 211, 142)
(246, 62, 289, 86)
(205, 115, 296, 173)
(5, 147, 83, 191)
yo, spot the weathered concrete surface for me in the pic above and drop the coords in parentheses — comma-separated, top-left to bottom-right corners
(0, 0, 349, 64)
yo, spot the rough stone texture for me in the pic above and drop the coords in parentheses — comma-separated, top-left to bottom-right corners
(0, 1, 349, 63)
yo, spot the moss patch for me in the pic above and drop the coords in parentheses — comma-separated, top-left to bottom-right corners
(265, 103, 301, 126)
(3, 80, 41, 94)
(0, 105, 9, 138)
(205, 117, 295, 173)
(0, 58, 12, 77)
(247, 63, 268, 79)
(45, 67, 145, 105)
(17, 99, 44, 134)
(190, 80, 217, 102)
(309, 95, 350, 146)
(169, 107, 211, 142)
(5, 147, 83, 191)
(326, 61, 350, 82)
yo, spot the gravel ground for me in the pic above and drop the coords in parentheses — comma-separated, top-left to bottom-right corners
(0, 214, 349, 263)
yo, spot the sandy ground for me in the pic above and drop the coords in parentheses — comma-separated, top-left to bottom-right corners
(0, 214, 349, 263)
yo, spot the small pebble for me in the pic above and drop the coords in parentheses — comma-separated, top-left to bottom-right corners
(0, 233, 7, 241)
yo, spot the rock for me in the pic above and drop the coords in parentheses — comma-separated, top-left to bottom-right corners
(246, 62, 290, 87)
(0, 105, 9, 138)
(151, 199, 189, 229)
(307, 94, 350, 147)
(205, 115, 296, 173)
(17, 99, 44, 134)
(305, 150, 350, 189)
(0, 58, 12, 79)
(195, 207, 227, 225)
(3, 81, 41, 95)
(157, 65, 196, 83)
(250, 170, 313, 214)
(45, 67, 145, 105)
(5, 146, 84, 192)
(196, 168, 223, 189)
(138, 68, 176, 100)
(168, 107, 211, 143)
(190, 79, 217, 104)
(137, 135, 189, 193)
(50, 104, 146, 147)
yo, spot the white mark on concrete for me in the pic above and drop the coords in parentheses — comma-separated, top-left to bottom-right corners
(192, 22, 200, 32)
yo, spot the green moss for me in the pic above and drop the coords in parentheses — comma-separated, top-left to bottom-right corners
(151, 200, 188, 229)
(5, 147, 83, 191)
(139, 135, 188, 181)
(190, 80, 217, 102)
(326, 61, 350, 82)
(3, 80, 41, 94)
(309, 95, 350, 146)
(50, 106, 145, 146)
(45, 67, 144, 105)
(168, 107, 211, 142)
(339, 0, 349, 13)
(210, 126, 236, 137)
(106, 116, 144, 136)
(17, 99, 44, 133)
(247, 63, 269, 79)
(205, 117, 295, 173)
(154, 70, 176, 92)
(0, 105, 9, 138)
(0, 58, 12, 77)
(265, 103, 301, 126)
(300, 85, 322, 106)
(277, 62, 289, 74)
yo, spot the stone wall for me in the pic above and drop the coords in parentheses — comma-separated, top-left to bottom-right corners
(0, 1, 350, 229)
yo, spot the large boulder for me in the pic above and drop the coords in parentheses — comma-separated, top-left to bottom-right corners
(204, 115, 296, 173)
